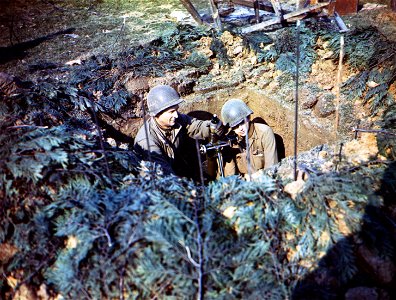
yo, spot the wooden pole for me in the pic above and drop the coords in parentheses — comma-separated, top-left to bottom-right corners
(179, 0, 204, 25)
(335, 35, 344, 133)
(293, 20, 300, 181)
(296, 0, 304, 10)
(208, 0, 222, 30)
(270, 0, 284, 24)
(254, 0, 260, 23)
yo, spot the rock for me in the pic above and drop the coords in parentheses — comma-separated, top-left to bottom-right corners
(124, 75, 149, 95)
(177, 79, 195, 95)
(233, 45, 243, 55)
(285, 94, 294, 102)
(283, 179, 305, 199)
(344, 133, 379, 165)
(314, 93, 336, 117)
(220, 30, 235, 46)
(300, 88, 318, 109)
(248, 65, 272, 79)
(196, 36, 213, 58)
(66, 236, 78, 249)
(256, 78, 272, 89)
(220, 30, 244, 58)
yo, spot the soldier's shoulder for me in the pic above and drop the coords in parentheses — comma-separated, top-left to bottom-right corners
(253, 123, 275, 137)
(253, 122, 272, 131)
(134, 121, 151, 141)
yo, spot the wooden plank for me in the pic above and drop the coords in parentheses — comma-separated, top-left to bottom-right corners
(270, 0, 283, 17)
(179, 0, 204, 25)
(231, 0, 275, 13)
(270, 0, 284, 24)
(241, 1, 330, 33)
(334, 12, 349, 33)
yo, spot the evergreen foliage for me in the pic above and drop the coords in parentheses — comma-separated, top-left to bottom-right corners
(376, 105, 396, 160)
(241, 23, 318, 74)
(210, 35, 233, 67)
(322, 26, 396, 116)
(0, 79, 139, 298)
(13, 162, 389, 299)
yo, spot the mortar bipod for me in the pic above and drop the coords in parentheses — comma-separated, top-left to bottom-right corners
(199, 140, 232, 177)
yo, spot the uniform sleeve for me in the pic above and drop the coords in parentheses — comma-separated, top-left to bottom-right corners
(179, 114, 211, 139)
(133, 126, 174, 175)
(261, 126, 278, 169)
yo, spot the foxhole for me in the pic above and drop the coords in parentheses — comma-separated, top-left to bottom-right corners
(180, 87, 336, 161)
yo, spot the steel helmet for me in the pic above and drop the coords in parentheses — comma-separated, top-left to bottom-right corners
(147, 85, 184, 116)
(221, 99, 253, 128)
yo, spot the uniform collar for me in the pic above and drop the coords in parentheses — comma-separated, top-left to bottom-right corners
(248, 122, 256, 139)
(151, 117, 182, 143)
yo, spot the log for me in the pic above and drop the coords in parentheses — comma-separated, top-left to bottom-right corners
(179, 0, 204, 25)
(241, 1, 330, 33)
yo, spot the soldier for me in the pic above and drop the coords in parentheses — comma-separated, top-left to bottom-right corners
(220, 98, 278, 177)
(134, 85, 224, 179)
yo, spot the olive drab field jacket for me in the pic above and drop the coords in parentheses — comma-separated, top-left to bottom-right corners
(223, 122, 278, 176)
(134, 113, 215, 177)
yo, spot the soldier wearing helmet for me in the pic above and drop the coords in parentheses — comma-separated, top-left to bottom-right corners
(134, 85, 224, 179)
(220, 98, 278, 177)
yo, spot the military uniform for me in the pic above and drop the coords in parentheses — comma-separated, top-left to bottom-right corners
(223, 122, 278, 176)
(134, 113, 214, 178)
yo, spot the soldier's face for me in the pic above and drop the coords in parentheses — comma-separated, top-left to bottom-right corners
(233, 120, 249, 137)
(155, 105, 179, 129)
